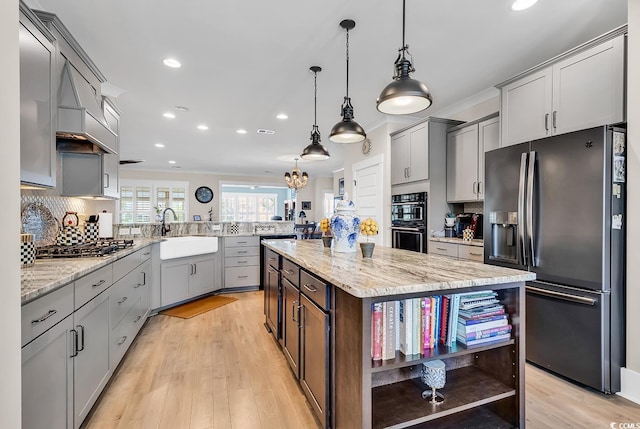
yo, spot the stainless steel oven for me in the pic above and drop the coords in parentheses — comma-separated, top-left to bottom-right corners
(391, 192, 427, 253)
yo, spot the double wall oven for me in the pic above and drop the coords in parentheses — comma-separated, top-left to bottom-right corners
(391, 192, 427, 253)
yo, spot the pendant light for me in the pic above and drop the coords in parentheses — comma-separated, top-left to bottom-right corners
(301, 66, 330, 160)
(376, 0, 433, 115)
(329, 19, 366, 144)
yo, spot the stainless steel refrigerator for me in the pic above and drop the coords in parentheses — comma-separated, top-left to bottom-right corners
(483, 125, 626, 394)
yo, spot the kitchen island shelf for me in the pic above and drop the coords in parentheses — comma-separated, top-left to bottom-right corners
(372, 365, 515, 429)
(371, 339, 515, 373)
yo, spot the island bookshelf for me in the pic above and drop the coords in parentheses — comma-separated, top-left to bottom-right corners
(332, 282, 525, 429)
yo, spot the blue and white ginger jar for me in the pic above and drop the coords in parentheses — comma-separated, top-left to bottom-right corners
(330, 193, 360, 253)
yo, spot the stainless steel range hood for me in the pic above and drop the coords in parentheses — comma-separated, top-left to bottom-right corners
(57, 60, 117, 154)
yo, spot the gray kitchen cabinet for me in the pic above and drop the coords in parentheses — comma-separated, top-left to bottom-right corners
(60, 150, 119, 199)
(19, 4, 56, 188)
(72, 291, 111, 429)
(22, 314, 73, 429)
(160, 254, 219, 307)
(446, 114, 499, 202)
(391, 122, 429, 185)
(428, 240, 484, 262)
(102, 98, 120, 199)
(499, 30, 625, 147)
(264, 248, 280, 340)
(224, 236, 260, 288)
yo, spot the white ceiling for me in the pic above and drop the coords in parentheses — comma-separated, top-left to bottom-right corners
(33, 0, 627, 179)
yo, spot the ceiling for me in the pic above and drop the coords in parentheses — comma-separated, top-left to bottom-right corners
(33, 0, 627, 179)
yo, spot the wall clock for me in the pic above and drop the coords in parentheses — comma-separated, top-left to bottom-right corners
(362, 138, 372, 155)
(195, 186, 214, 203)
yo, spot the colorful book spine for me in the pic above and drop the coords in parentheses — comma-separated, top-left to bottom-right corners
(458, 307, 506, 320)
(463, 325, 512, 341)
(460, 314, 508, 326)
(412, 298, 421, 355)
(440, 295, 450, 345)
(421, 297, 431, 352)
(382, 301, 397, 360)
(429, 297, 436, 349)
(448, 293, 460, 347)
(371, 303, 383, 360)
(399, 299, 414, 356)
(459, 333, 511, 347)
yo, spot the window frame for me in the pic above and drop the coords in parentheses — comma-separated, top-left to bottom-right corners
(118, 179, 189, 224)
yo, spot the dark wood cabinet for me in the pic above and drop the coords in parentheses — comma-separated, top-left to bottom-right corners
(282, 278, 300, 377)
(263, 251, 280, 340)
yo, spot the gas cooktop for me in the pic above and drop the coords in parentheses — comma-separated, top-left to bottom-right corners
(36, 240, 135, 259)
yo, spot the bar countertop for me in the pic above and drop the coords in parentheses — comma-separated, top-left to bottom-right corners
(262, 239, 535, 298)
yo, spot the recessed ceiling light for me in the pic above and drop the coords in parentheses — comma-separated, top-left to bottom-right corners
(175, 106, 190, 112)
(162, 112, 175, 119)
(511, 0, 538, 11)
(257, 129, 275, 135)
(276, 113, 288, 120)
(236, 129, 248, 134)
(163, 58, 181, 68)
(197, 124, 209, 130)
(155, 143, 165, 148)
(168, 160, 176, 164)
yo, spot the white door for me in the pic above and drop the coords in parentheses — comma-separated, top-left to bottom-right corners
(352, 154, 384, 245)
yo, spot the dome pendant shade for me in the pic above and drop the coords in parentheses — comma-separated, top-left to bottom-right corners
(376, 0, 433, 115)
(301, 125, 330, 160)
(330, 19, 366, 144)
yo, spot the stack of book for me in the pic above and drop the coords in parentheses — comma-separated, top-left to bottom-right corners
(456, 291, 511, 347)
(370, 290, 512, 360)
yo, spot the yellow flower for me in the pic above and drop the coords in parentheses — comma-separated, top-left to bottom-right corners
(360, 218, 378, 236)
(320, 217, 331, 234)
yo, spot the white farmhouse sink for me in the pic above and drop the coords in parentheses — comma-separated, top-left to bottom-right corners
(159, 236, 219, 260)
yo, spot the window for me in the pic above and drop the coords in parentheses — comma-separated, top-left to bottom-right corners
(323, 191, 335, 218)
(119, 180, 189, 223)
(220, 192, 277, 221)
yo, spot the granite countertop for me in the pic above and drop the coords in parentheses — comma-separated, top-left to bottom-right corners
(262, 239, 535, 298)
(429, 237, 484, 247)
(21, 238, 160, 305)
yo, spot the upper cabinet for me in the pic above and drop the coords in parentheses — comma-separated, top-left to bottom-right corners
(499, 28, 626, 147)
(19, 4, 56, 188)
(391, 122, 429, 185)
(102, 98, 120, 199)
(446, 114, 499, 202)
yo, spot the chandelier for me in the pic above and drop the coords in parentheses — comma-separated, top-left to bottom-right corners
(284, 157, 308, 190)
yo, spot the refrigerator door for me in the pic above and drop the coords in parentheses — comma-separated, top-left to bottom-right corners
(483, 142, 529, 269)
(530, 126, 608, 291)
(525, 282, 613, 392)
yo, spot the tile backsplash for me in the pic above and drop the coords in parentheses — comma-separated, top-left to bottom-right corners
(463, 201, 483, 214)
(21, 193, 88, 222)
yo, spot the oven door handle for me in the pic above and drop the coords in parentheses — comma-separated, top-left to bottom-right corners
(390, 227, 423, 232)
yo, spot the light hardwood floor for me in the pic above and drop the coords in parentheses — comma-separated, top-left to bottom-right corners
(83, 291, 640, 429)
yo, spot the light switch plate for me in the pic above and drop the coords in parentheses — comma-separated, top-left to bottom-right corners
(130, 227, 141, 235)
(211, 224, 222, 231)
(119, 227, 130, 235)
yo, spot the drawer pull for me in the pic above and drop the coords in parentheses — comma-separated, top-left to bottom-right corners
(268, 257, 277, 262)
(436, 247, 448, 251)
(237, 260, 248, 264)
(143, 251, 151, 256)
(237, 241, 248, 244)
(303, 284, 318, 293)
(117, 297, 128, 304)
(238, 275, 248, 279)
(470, 252, 482, 256)
(236, 250, 248, 254)
(268, 267, 278, 273)
(134, 315, 142, 323)
(117, 336, 128, 346)
(77, 325, 85, 352)
(92, 279, 106, 288)
(31, 309, 57, 324)
(284, 269, 295, 275)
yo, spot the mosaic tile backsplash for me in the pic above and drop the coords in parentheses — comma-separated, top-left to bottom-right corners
(21, 194, 88, 223)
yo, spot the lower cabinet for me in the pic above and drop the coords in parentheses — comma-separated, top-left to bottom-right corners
(428, 240, 484, 262)
(282, 277, 300, 376)
(21, 245, 154, 429)
(224, 236, 260, 288)
(264, 252, 281, 339)
(160, 253, 219, 307)
(73, 291, 112, 428)
(22, 314, 73, 429)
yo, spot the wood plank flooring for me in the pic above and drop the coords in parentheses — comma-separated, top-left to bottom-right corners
(83, 291, 640, 429)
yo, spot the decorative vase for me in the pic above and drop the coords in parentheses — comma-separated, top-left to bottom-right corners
(330, 193, 360, 253)
(360, 242, 375, 258)
(445, 217, 455, 227)
(421, 359, 446, 404)
(322, 236, 333, 248)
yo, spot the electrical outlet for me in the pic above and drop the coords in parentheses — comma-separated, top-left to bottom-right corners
(211, 224, 222, 231)
(130, 227, 142, 235)
(119, 227, 131, 235)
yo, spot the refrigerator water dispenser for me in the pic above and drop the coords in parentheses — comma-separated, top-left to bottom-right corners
(489, 211, 518, 264)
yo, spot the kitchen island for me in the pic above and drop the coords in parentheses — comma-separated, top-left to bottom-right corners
(261, 239, 535, 429)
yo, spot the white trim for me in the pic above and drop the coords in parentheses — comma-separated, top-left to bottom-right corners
(429, 87, 500, 119)
(619, 367, 640, 404)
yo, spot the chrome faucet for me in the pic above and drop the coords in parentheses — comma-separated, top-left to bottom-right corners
(161, 208, 177, 236)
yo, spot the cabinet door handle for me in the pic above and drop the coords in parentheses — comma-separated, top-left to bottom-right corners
(470, 252, 482, 256)
(76, 325, 85, 352)
(143, 251, 151, 256)
(193, 264, 197, 275)
(236, 250, 248, 254)
(237, 241, 248, 244)
(472, 181, 477, 195)
(92, 279, 106, 288)
(544, 113, 549, 131)
(268, 257, 277, 262)
(117, 296, 128, 304)
(70, 329, 79, 357)
(284, 269, 295, 275)
(31, 309, 57, 324)
(552, 110, 557, 129)
(436, 247, 448, 251)
(303, 283, 318, 293)
(104, 173, 110, 189)
(117, 336, 128, 346)
(477, 181, 482, 195)
(292, 300, 298, 323)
